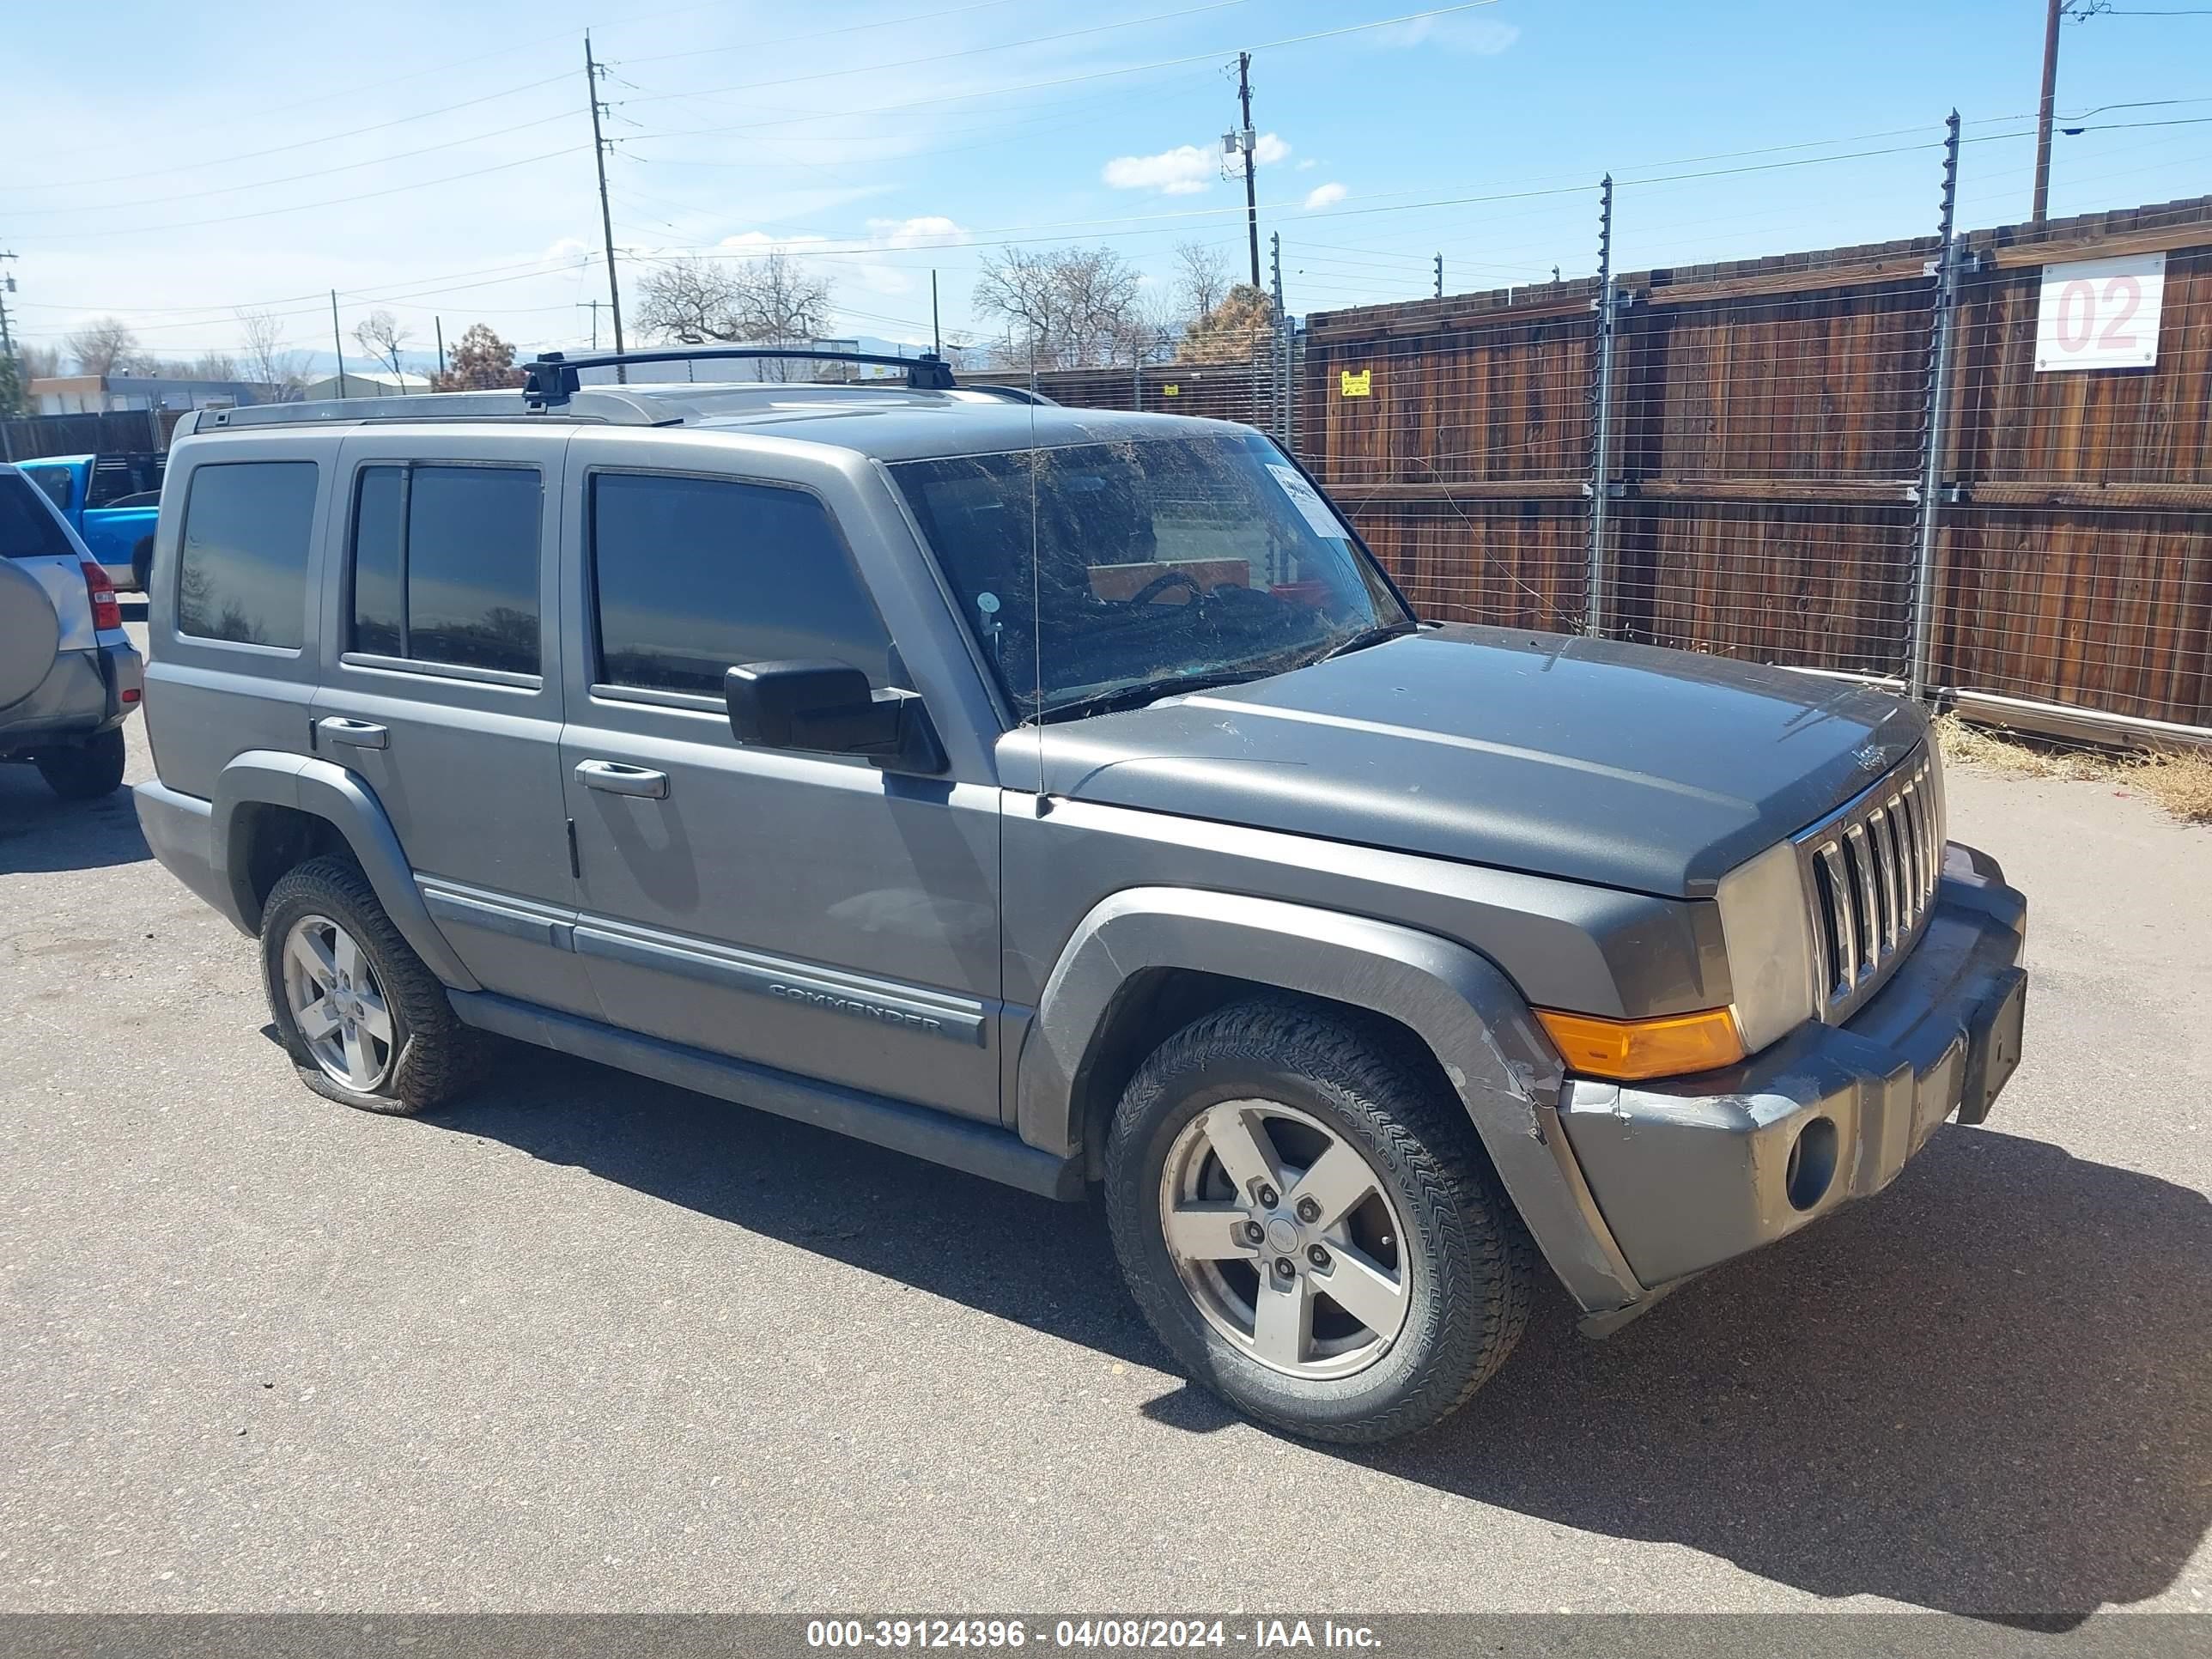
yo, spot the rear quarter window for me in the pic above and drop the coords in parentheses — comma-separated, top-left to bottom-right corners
(177, 460, 319, 649)
(0, 472, 79, 561)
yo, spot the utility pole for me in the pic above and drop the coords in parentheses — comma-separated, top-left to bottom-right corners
(434, 315, 447, 380)
(931, 270, 941, 356)
(1237, 52, 1261, 288)
(577, 299, 604, 350)
(0, 252, 19, 422)
(2032, 0, 2065, 223)
(330, 291, 348, 399)
(585, 32, 629, 380)
(0, 252, 18, 358)
(1433, 252, 1443, 300)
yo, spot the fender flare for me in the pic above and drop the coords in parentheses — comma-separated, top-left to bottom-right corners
(1018, 887, 1644, 1315)
(210, 750, 482, 992)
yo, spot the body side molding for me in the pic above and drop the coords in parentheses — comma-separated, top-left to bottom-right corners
(1018, 886, 1646, 1315)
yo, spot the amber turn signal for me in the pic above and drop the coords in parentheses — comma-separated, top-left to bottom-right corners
(1533, 1006, 1747, 1082)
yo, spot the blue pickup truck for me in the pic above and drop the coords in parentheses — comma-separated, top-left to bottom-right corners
(20, 453, 165, 593)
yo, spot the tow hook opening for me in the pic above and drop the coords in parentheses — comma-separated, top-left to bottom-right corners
(1785, 1115, 1839, 1212)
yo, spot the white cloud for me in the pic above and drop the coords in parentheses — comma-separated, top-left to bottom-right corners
(1103, 131, 1290, 193)
(1296, 158, 1319, 172)
(1370, 16, 1519, 53)
(1303, 182, 1348, 210)
(1103, 144, 1215, 195)
(865, 215, 965, 250)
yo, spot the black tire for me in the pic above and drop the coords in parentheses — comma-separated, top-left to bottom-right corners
(258, 854, 480, 1116)
(1104, 997, 1534, 1444)
(131, 536, 155, 596)
(35, 726, 126, 799)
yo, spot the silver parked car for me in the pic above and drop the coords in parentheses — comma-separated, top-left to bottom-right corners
(131, 349, 2028, 1443)
(1, 462, 143, 799)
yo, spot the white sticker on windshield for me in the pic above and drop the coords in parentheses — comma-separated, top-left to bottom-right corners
(1267, 464, 1347, 540)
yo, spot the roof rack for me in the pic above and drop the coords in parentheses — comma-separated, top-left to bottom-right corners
(522, 346, 957, 408)
(183, 388, 675, 435)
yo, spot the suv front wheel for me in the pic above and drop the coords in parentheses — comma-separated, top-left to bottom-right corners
(1104, 998, 1533, 1444)
(259, 855, 480, 1115)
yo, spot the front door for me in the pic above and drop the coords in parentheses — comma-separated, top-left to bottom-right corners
(556, 442, 1002, 1121)
(311, 432, 594, 1018)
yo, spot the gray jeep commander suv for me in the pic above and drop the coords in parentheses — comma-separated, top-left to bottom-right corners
(134, 348, 2028, 1443)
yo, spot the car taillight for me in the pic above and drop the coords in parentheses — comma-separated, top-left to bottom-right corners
(81, 561, 122, 630)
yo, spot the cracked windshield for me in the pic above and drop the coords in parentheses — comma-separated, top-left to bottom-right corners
(892, 431, 1410, 720)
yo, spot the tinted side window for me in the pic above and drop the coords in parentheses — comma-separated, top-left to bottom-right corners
(0, 472, 79, 561)
(349, 467, 405, 657)
(178, 461, 318, 647)
(345, 464, 542, 676)
(591, 473, 892, 696)
(405, 466, 541, 674)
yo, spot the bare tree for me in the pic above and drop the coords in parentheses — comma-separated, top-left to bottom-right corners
(64, 317, 145, 377)
(971, 246, 1144, 370)
(350, 310, 414, 385)
(19, 342, 63, 379)
(236, 309, 304, 400)
(636, 252, 834, 380)
(191, 349, 240, 380)
(1171, 240, 1231, 326)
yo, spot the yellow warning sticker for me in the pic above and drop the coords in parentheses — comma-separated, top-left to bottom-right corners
(1340, 368, 1372, 398)
(1162, 383, 1180, 398)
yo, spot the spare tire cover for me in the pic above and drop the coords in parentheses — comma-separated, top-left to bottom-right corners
(0, 557, 64, 710)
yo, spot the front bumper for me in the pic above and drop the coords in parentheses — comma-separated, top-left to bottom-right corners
(1559, 842, 2027, 1293)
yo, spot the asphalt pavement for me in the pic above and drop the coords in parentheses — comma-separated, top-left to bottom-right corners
(2, 616, 2206, 1629)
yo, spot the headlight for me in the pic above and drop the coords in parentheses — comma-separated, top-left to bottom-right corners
(1712, 839, 1820, 1054)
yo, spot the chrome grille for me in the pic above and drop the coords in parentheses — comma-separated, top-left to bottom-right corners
(1796, 747, 1944, 1022)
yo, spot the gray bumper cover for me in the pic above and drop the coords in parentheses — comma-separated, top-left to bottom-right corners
(1559, 842, 2028, 1294)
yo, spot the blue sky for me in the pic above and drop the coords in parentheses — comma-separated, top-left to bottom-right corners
(4, 0, 2208, 369)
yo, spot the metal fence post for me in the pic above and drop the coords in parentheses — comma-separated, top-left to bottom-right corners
(1585, 175, 1618, 636)
(1908, 112, 1964, 703)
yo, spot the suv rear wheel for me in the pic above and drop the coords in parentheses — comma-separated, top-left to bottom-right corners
(35, 728, 126, 799)
(1104, 998, 1533, 1443)
(259, 855, 480, 1115)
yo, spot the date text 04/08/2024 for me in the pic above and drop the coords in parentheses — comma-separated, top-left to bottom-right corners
(804, 1620, 1383, 1650)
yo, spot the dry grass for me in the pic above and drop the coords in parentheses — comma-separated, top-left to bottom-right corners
(1934, 714, 2212, 826)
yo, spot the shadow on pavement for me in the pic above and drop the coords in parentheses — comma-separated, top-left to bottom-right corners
(439, 1044, 2209, 1626)
(0, 764, 149, 874)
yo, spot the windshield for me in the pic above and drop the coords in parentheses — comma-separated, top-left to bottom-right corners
(892, 433, 1411, 720)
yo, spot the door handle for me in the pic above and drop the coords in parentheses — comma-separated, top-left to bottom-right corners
(575, 759, 671, 799)
(318, 717, 388, 750)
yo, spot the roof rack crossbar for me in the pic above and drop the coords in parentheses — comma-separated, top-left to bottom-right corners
(523, 346, 957, 406)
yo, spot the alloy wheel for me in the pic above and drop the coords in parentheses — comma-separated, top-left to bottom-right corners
(1157, 1100, 1412, 1380)
(281, 914, 395, 1093)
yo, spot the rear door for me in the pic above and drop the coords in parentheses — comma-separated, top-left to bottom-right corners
(310, 430, 594, 1018)
(555, 432, 1004, 1121)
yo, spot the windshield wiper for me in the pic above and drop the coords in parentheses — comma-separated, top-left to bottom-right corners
(1036, 667, 1278, 725)
(1316, 618, 1420, 662)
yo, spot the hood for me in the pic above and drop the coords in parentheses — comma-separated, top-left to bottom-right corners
(1025, 624, 1927, 898)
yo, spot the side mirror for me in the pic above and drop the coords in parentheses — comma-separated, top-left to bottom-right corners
(724, 660, 944, 773)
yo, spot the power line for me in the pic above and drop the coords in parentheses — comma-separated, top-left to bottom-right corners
(619, 0, 1255, 107)
(2, 70, 577, 194)
(17, 147, 589, 242)
(2, 110, 586, 217)
(622, 2, 1504, 143)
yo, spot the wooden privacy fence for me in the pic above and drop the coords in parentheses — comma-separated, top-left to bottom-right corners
(1297, 195, 2212, 738)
